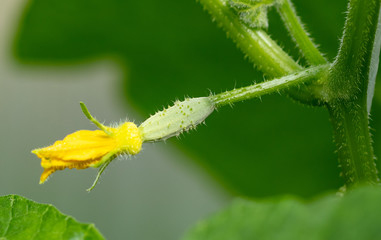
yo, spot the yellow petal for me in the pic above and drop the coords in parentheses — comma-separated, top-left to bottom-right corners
(32, 122, 142, 184)
(33, 130, 116, 162)
(39, 167, 62, 184)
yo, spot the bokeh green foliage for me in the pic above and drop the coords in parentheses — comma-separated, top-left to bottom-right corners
(14, 0, 381, 197)
(0, 195, 104, 240)
(183, 186, 381, 240)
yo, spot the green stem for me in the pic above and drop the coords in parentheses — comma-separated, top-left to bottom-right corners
(211, 65, 327, 107)
(326, 0, 381, 187)
(277, 0, 327, 65)
(328, 103, 379, 187)
(199, 0, 329, 105)
(326, 0, 380, 101)
(199, 0, 301, 78)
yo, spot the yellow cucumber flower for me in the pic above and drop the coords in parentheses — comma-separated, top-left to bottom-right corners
(32, 102, 142, 190)
(32, 97, 214, 191)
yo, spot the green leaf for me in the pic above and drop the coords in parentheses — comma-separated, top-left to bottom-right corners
(0, 195, 104, 240)
(183, 186, 381, 240)
(228, 0, 277, 29)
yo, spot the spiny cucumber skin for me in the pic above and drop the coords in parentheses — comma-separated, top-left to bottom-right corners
(138, 97, 215, 142)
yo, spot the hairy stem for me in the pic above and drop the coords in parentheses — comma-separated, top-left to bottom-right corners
(327, 0, 381, 187)
(199, 0, 301, 78)
(212, 65, 327, 107)
(326, 0, 380, 101)
(277, 0, 327, 65)
(328, 103, 379, 187)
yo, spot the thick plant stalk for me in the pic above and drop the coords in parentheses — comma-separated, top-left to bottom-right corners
(327, 0, 381, 187)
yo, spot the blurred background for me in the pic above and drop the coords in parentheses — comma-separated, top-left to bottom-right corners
(0, 0, 380, 239)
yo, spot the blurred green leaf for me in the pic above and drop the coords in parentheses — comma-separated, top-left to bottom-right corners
(0, 195, 104, 240)
(15, 0, 376, 198)
(183, 186, 381, 240)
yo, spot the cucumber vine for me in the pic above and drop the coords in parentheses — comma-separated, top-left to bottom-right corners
(32, 0, 381, 192)
(197, 0, 381, 189)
